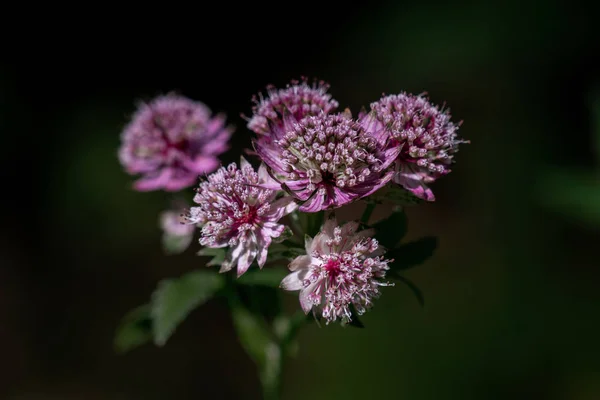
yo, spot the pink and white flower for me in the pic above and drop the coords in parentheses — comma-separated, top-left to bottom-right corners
(119, 94, 233, 192)
(185, 158, 297, 276)
(281, 218, 393, 324)
(247, 77, 339, 136)
(254, 112, 400, 212)
(359, 93, 467, 201)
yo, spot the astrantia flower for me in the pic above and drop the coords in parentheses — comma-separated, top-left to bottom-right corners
(281, 219, 393, 324)
(160, 207, 195, 254)
(360, 93, 468, 201)
(184, 158, 297, 276)
(254, 112, 400, 212)
(247, 77, 339, 136)
(118, 94, 233, 191)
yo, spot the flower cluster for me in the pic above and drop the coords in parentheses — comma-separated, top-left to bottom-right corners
(281, 219, 393, 324)
(118, 94, 232, 191)
(359, 93, 468, 201)
(118, 78, 467, 325)
(184, 158, 297, 276)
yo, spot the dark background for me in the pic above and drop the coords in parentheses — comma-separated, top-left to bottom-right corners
(2, 1, 600, 399)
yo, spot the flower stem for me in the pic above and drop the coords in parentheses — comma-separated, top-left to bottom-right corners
(361, 202, 376, 225)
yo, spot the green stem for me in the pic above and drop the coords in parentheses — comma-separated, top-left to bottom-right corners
(361, 202, 376, 225)
(225, 276, 283, 400)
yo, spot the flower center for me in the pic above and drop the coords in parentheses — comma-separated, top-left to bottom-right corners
(237, 207, 258, 226)
(323, 259, 341, 281)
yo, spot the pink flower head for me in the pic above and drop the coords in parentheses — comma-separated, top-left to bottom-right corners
(247, 77, 339, 136)
(281, 218, 393, 324)
(184, 157, 297, 276)
(360, 93, 468, 201)
(118, 94, 233, 192)
(254, 112, 400, 212)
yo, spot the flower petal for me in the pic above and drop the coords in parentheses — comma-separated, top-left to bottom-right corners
(280, 270, 303, 291)
(236, 239, 258, 277)
(134, 168, 173, 191)
(289, 255, 311, 271)
(266, 196, 298, 220)
(299, 190, 326, 212)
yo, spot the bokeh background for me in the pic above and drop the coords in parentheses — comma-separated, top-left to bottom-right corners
(2, 1, 600, 399)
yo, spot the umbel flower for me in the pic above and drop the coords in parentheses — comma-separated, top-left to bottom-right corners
(246, 77, 339, 136)
(185, 158, 297, 277)
(281, 218, 393, 324)
(118, 94, 233, 191)
(254, 112, 400, 212)
(360, 93, 467, 201)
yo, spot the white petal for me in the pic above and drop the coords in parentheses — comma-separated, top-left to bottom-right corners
(240, 156, 252, 170)
(289, 255, 311, 272)
(280, 271, 303, 291)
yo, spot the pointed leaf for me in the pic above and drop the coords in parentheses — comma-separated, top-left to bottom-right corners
(151, 270, 224, 346)
(387, 236, 437, 272)
(273, 226, 294, 244)
(387, 185, 426, 206)
(395, 275, 425, 307)
(114, 305, 153, 353)
(374, 208, 408, 249)
(198, 247, 226, 267)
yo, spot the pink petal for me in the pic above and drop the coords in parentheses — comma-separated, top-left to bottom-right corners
(299, 191, 325, 212)
(163, 173, 198, 191)
(133, 168, 173, 191)
(185, 155, 220, 174)
(266, 196, 298, 220)
(253, 139, 286, 173)
(256, 234, 272, 268)
(258, 163, 283, 190)
(236, 240, 258, 277)
(394, 167, 436, 201)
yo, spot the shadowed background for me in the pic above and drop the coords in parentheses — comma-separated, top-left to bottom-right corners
(2, 1, 599, 399)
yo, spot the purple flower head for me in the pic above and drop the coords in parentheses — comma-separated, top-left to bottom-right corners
(254, 112, 400, 212)
(281, 218, 393, 324)
(360, 93, 468, 201)
(118, 94, 233, 192)
(184, 157, 297, 277)
(247, 77, 339, 137)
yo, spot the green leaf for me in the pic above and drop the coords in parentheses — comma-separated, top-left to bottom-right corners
(368, 185, 425, 206)
(162, 233, 193, 255)
(237, 267, 288, 287)
(114, 304, 153, 353)
(387, 236, 438, 272)
(395, 275, 425, 307)
(387, 185, 426, 206)
(197, 247, 226, 267)
(299, 211, 324, 237)
(373, 208, 408, 249)
(273, 226, 294, 244)
(150, 270, 224, 346)
(229, 294, 282, 397)
(265, 243, 305, 263)
(230, 300, 274, 366)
